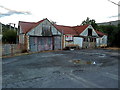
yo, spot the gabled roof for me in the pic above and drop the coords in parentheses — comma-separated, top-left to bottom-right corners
(95, 30, 107, 37)
(19, 18, 46, 34)
(54, 25, 78, 35)
(72, 25, 89, 34)
(53, 24, 89, 36)
(19, 18, 107, 37)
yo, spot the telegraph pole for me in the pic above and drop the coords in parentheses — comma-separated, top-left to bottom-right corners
(0, 22, 2, 40)
(108, 0, 120, 6)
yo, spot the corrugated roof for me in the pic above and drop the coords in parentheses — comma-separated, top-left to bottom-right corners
(54, 24, 90, 35)
(72, 25, 89, 34)
(19, 21, 36, 33)
(19, 18, 107, 37)
(19, 19, 46, 34)
(54, 25, 78, 35)
(95, 30, 107, 37)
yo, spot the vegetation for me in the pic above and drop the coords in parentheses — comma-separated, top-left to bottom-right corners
(81, 17, 120, 47)
(2, 18, 120, 47)
(81, 17, 98, 29)
(98, 24, 120, 47)
(2, 24, 17, 44)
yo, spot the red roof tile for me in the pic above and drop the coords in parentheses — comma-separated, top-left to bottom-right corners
(19, 19, 46, 34)
(19, 21, 36, 34)
(54, 25, 78, 35)
(19, 18, 106, 37)
(54, 24, 89, 35)
(95, 30, 107, 37)
(72, 25, 89, 35)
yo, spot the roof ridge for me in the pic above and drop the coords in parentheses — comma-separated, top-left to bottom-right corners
(25, 19, 46, 33)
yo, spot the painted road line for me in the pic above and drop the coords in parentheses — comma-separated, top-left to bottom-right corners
(102, 72, 118, 80)
(65, 73, 89, 88)
(65, 73, 104, 88)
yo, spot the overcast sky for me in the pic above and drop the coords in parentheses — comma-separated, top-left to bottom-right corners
(0, 0, 119, 27)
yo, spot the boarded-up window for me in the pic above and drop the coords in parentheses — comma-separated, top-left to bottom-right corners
(42, 24, 52, 36)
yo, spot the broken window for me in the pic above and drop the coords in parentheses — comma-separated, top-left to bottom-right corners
(88, 28, 92, 36)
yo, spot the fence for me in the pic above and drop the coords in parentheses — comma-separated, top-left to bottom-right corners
(2, 44, 23, 56)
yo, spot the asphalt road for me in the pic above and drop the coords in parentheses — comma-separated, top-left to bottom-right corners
(2, 49, 119, 88)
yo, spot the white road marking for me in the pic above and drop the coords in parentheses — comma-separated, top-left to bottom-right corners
(103, 72, 118, 80)
(65, 73, 104, 88)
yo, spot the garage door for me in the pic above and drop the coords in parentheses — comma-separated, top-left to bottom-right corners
(29, 36, 53, 52)
(53, 36, 61, 50)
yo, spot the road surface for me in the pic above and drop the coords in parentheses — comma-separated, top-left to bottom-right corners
(2, 49, 119, 88)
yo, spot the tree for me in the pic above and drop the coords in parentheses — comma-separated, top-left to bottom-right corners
(98, 24, 119, 47)
(2, 29, 17, 44)
(2, 23, 17, 44)
(81, 17, 98, 29)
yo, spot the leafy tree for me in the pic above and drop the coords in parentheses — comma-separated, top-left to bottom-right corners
(2, 23, 17, 44)
(98, 24, 119, 47)
(81, 17, 98, 29)
(2, 29, 17, 44)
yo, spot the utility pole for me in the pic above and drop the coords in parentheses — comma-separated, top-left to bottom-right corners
(108, 0, 120, 6)
(0, 22, 2, 40)
(0, 22, 2, 34)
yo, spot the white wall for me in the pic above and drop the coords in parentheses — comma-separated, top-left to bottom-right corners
(80, 25, 98, 37)
(101, 35, 107, 45)
(96, 38, 101, 47)
(74, 37, 83, 48)
(96, 35, 107, 47)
